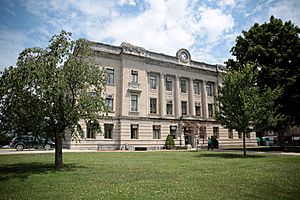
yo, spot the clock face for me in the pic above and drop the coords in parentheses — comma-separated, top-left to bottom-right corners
(180, 52, 189, 62)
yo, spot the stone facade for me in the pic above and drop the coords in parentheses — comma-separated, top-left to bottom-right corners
(64, 42, 257, 150)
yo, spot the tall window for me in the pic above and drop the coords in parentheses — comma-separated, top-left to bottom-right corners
(166, 77, 172, 91)
(166, 101, 173, 115)
(208, 103, 214, 117)
(195, 102, 201, 117)
(238, 132, 242, 139)
(170, 126, 177, 139)
(86, 122, 97, 139)
(131, 124, 139, 139)
(181, 79, 187, 93)
(153, 125, 161, 139)
(228, 129, 233, 139)
(181, 101, 187, 115)
(246, 132, 250, 138)
(150, 75, 157, 89)
(131, 95, 138, 112)
(206, 83, 213, 96)
(213, 127, 219, 138)
(150, 98, 157, 114)
(194, 81, 200, 95)
(105, 95, 113, 112)
(131, 70, 138, 83)
(106, 68, 114, 85)
(104, 124, 113, 139)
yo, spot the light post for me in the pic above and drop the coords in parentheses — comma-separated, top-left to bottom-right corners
(179, 116, 183, 146)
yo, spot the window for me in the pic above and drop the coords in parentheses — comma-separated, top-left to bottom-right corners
(246, 132, 250, 138)
(106, 68, 114, 85)
(181, 79, 187, 93)
(166, 100, 173, 115)
(228, 129, 233, 139)
(131, 70, 138, 83)
(149, 75, 157, 89)
(166, 77, 172, 91)
(153, 125, 161, 139)
(208, 103, 214, 117)
(150, 98, 157, 114)
(213, 127, 219, 138)
(194, 81, 200, 95)
(131, 124, 139, 139)
(181, 101, 187, 115)
(86, 122, 97, 139)
(206, 83, 213, 96)
(238, 132, 242, 139)
(195, 102, 201, 117)
(170, 126, 177, 139)
(104, 124, 113, 139)
(199, 125, 206, 139)
(131, 95, 138, 112)
(105, 95, 113, 112)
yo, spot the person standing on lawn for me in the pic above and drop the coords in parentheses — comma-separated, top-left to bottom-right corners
(207, 137, 213, 150)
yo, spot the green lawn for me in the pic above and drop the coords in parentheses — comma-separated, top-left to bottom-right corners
(0, 151, 299, 200)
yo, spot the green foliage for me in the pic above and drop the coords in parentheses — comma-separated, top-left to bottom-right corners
(227, 16, 300, 126)
(165, 135, 175, 149)
(0, 31, 106, 167)
(216, 64, 281, 134)
(216, 64, 281, 157)
(211, 135, 219, 148)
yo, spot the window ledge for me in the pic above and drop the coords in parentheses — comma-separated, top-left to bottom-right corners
(129, 111, 139, 115)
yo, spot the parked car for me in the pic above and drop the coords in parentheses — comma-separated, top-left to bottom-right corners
(10, 135, 55, 151)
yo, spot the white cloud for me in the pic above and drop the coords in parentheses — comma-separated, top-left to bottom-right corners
(217, 0, 236, 8)
(117, 0, 136, 6)
(269, 0, 300, 26)
(89, 0, 235, 62)
(0, 0, 237, 70)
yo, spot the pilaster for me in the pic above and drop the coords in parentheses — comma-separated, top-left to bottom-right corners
(189, 78, 195, 116)
(159, 73, 165, 116)
(201, 80, 208, 119)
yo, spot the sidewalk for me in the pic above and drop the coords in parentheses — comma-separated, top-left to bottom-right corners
(1, 148, 300, 156)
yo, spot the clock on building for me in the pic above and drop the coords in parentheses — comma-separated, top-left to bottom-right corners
(176, 49, 191, 63)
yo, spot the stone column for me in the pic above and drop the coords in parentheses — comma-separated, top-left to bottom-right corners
(213, 82, 218, 113)
(159, 73, 165, 116)
(189, 78, 195, 116)
(175, 75, 181, 117)
(201, 80, 208, 119)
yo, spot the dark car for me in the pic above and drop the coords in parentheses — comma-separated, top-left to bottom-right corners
(10, 135, 55, 151)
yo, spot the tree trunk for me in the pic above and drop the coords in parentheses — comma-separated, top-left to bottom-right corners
(55, 134, 63, 169)
(243, 131, 246, 158)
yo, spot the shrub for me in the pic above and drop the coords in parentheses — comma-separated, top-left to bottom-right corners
(165, 135, 175, 150)
(135, 147, 147, 151)
(211, 136, 219, 148)
(175, 146, 188, 150)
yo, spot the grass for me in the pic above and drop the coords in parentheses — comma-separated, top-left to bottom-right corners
(0, 151, 300, 200)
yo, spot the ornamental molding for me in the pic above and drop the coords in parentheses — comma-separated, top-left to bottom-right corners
(92, 42, 223, 76)
(120, 42, 148, 57)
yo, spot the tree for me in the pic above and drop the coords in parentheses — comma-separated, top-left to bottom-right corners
(216, 64, 281, 157)
(0, 31, 107, 168)
(227, 16, 300, 127)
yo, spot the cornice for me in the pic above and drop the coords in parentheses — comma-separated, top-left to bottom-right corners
(91, 42, 223, 76)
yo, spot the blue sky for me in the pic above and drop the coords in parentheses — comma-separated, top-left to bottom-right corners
(0, 0, 299, 71)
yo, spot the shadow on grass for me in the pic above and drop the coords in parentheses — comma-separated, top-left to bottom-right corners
(196, 153, 266, 159)
(0, 162, 85, 181)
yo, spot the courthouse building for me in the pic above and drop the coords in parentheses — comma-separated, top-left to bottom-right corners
(65, 42, 257, 150)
